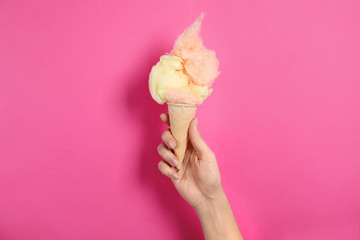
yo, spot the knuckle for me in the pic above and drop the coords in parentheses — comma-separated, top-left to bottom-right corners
(158, 161, 163, 171)
(157, 144, 168, 157)
(157, 144, 163, 154)
(161, 131, 166, 140)
(158, 162, 168, 176)
(157, 144, 173, 161)
(163, 151, 172, 161)
(158, 147, 167, 158)
(161, 129, 170, 140)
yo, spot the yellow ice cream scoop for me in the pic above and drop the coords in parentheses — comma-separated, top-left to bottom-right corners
(149, 55, 211, 105)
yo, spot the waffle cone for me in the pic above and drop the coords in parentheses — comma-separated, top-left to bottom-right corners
(167, 102, 197, 169)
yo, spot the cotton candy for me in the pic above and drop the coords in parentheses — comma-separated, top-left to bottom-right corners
(171, 13, 220, 87)
(149, 13, 219, 105)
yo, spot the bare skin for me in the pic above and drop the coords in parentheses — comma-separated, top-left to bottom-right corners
(157, 114, 243, 240)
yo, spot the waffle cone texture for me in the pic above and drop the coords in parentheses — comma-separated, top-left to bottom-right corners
(167, 103, 197, 169)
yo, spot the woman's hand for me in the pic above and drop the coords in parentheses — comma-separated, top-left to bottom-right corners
(157, 113, 243, 240)
(157, 113, 223, 209)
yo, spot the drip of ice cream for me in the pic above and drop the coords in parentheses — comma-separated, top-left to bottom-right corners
(149, 13, 220, 105)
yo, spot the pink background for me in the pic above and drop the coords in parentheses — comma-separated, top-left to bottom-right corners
(0, 0, 359, 239)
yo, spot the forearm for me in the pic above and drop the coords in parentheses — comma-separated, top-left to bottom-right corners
(195, 188, 243, 240)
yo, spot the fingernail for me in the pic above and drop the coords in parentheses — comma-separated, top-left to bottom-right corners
(171, 172, 180, 180)
(168, 140, 176, 149)
(171, 158, 179, 167)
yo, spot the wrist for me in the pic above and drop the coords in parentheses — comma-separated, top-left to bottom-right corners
(193, 187, 243, 240)
(194, 187, 227, 215)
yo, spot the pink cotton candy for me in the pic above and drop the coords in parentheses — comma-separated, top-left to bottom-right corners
(171, 13, 220, 87)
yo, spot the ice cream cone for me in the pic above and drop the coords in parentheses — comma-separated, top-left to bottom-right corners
(167, 102, 197, 169)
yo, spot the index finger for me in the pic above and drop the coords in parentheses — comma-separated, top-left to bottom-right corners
(160, 113, 170, 126)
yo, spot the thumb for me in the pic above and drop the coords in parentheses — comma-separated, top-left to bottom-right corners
(189, 118, 210, 156)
